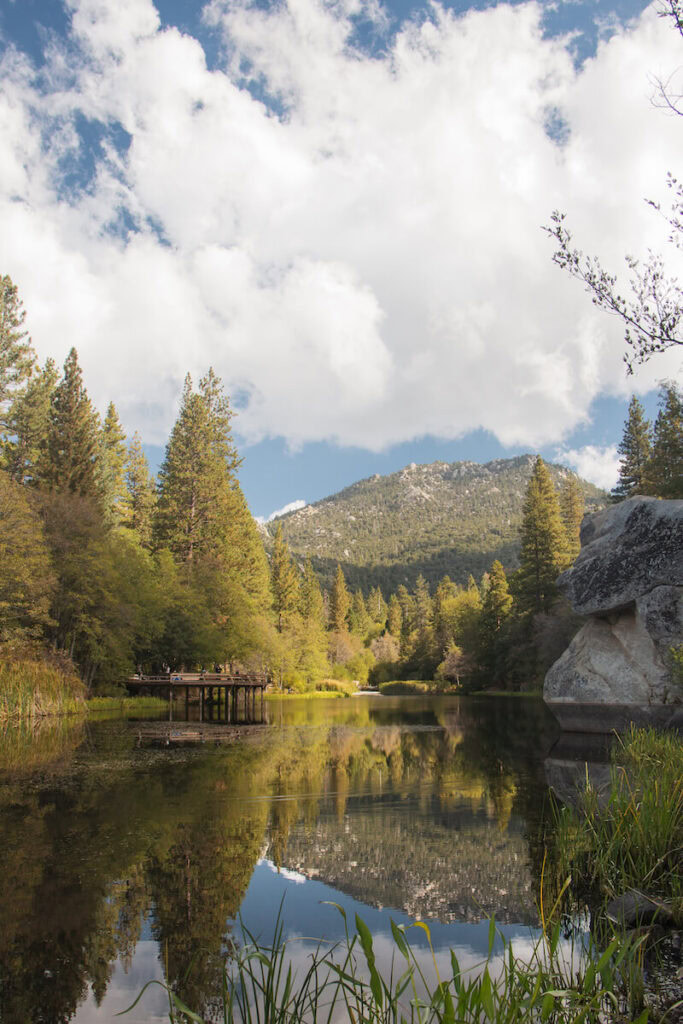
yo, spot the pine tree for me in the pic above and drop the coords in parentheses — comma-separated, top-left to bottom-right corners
(155, 371, 241, 563)
(121, 432, 157, 546)
(4, 358, 57, 485)
(387, 593, 402, 638)
(349, 590, 371, 636)
(644, 381, 682, 499)
(367, 586, 387, 626)
(411, 574, 434, 672)
(479, 560, 513, 681)
(47, 348, 102, 498)
(329, 564, 350, 633)
(270, 524, 300, 632)
(517, 456, 567, 614)
(559, 474, 584, 564)
(612, 396, 652, 501)
(0, 275, 35, 434)
(98, 402, 127, 523)
(297, 559, 329, 683)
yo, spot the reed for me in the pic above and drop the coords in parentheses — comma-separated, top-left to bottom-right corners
(551, 726, 683, 906)
(121, 908, 652, 1024)
(86, 695, 168, 712)
(379, 681, 432, 695)
(0, 655, 86, 721)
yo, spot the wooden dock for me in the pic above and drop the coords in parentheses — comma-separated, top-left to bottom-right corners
(125, 672, 269, 724)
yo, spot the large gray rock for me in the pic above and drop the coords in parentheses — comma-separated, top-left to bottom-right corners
(544, 497, 683, 733)
(557, 496, 683, 616)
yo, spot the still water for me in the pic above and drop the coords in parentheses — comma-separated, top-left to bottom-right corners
(0, 695, 567, 1022)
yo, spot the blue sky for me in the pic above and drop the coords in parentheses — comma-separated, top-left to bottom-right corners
(1, 0, 680, 518)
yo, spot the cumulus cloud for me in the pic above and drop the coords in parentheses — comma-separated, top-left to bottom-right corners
(256, 498, 307, 523)
(555, 443, 621, 489)
(0, 0, 681, 449)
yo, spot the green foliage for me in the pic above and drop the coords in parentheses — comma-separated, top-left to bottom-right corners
(0, 470, 55, 643)
(379, 680, 432, 694)
(516, 457, 567, 615)
(120, 431, 156, 546)
(0, 653, 85, 721)
(47, 348, 102, 498)
(3, 358, 57, 485)
(612, 396, 652, 501)
(266, 456, 606, 594)
(330, 563, 351, 633)
(558, 474, 584, 563)
(270, 524, 299, 632)
(98, 401, 127, 523)
(551, 727, 683, 905)
(644, 380, 682, 498)
(0, 275, 35, 432)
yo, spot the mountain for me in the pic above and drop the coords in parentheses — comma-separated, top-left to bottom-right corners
(264, 455, 607, 593)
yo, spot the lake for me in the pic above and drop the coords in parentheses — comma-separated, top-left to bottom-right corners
(0, 695, 574, 1022)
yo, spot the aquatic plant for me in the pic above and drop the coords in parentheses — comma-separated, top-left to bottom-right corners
(120, 907, 653, 1024)
(551, 726, 683, 906)
(0, 655, 85, 721)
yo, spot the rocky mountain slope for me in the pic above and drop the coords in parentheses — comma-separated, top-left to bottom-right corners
(265, 455, 607, 592)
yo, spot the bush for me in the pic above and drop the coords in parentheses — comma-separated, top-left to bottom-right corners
(379, 680, 432, 695)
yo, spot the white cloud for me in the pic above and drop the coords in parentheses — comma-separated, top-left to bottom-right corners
(0, 0, 681, 450)
(555, 443, 621, 489)
(256, 498, 307, 523)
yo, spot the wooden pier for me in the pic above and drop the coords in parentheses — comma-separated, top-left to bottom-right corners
(125, 672, 269, 724)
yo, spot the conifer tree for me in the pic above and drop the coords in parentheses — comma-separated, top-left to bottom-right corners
(47, 348, 102, 498)
(517, 456, 567, 614)
(0, 275, 35, 434)
(559, 474, 584, 563)
(644, 381, 683, 498)
(297, 559, 329, 682)
(478, 560, 513, 681)
(299, 559, 325, 627)
(612, 396, 652, 501)
(4, 357, 57, 485)
(411, 574, 434, 672)
(155, 371, 241, 563)
(329, 563, 350, 633)
(270, 524, 300, 632)
(367, 586, 387, 626)
(349, 589, 371, 636)
(121, 432, 157, 546)
(387, 593, 402, 638)
(99, 402, 127, 523)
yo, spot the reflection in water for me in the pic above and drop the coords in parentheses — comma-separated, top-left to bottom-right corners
(0, 696, 559, 1022)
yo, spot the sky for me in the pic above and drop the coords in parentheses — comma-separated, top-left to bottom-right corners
(1, 0, 681, 519)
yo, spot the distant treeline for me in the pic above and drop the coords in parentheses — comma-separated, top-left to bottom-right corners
(0, 273, 680, 702)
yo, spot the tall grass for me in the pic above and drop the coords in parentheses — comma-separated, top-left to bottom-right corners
(0, 656, 86, 721)
(551, 727, 683, 906)
(121, 907, 653, 1024)
(379, 681, 432, 696)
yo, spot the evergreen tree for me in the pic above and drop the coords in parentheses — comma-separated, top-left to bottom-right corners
(411, 574, 434, 674)
(0, 275, 35, 434)
(296, 559, 329, 684)
(644, 381, 683, 498)
(0, 470, 55, 643)
(387, 593, 402, 638)
(98, 402, 127, 523)
(478, 560, 513, 682)
(367, 586, 387, 626)
(4, 357, 57, 484)
(270, 524, 300, 632)
(349, 589, 371, 636)
(329, 564, 350, 633)
(121, 432, 157, 547)
(559, 474, 584, 564)
(155, 370, 241, 563)
(612, 396, 652, 501)
(47, 348, 102, 498)
(517, 456, 567, 614)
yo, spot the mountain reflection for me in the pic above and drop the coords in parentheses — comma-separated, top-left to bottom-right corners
(0, 697, 556, 1022)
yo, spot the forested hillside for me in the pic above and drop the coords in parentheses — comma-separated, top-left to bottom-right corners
(265, 457, 606, 592)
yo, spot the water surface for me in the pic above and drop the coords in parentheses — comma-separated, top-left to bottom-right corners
(0, 695, 561, 1022)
